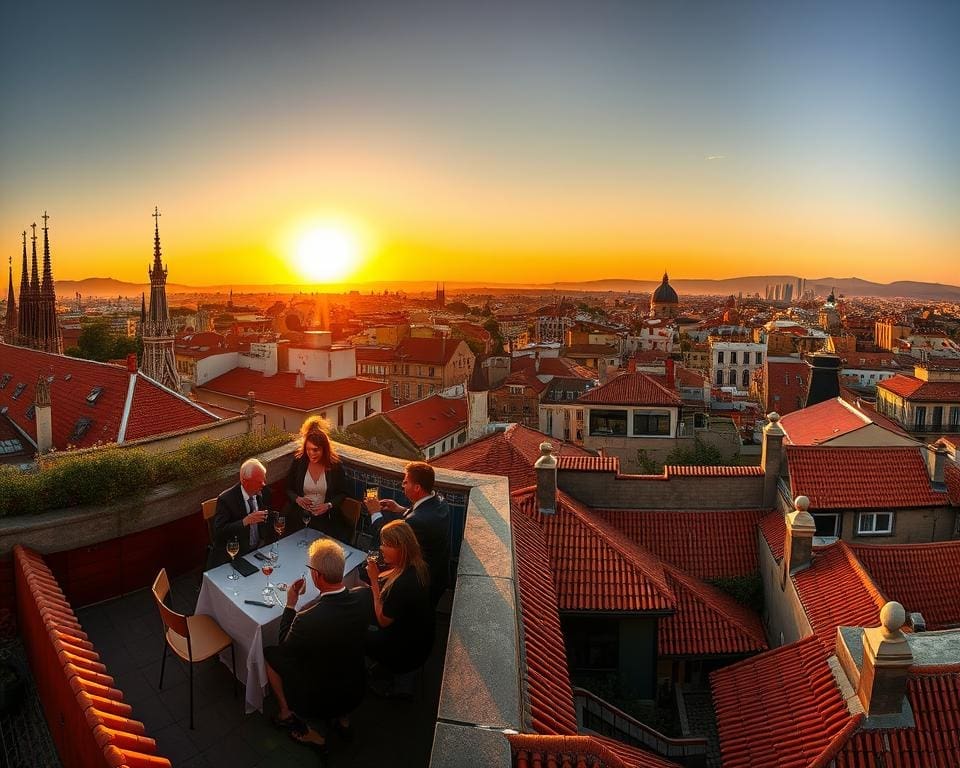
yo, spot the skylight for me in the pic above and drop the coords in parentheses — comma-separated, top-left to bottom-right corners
(86, 386, 104, 405)
(0, 438, 24, 455)
(0, 373, 10, 389)
(12, 383, 26, 400)
(25, 405, 35, 421)
(70, 417, 93, 443)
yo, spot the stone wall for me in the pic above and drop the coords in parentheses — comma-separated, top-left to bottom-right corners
(558, 470, 765, 510)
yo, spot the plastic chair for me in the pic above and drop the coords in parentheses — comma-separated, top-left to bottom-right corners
(151, 568, 237, 729)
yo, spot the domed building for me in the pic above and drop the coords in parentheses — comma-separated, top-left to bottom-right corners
(650, 272, 680, 319)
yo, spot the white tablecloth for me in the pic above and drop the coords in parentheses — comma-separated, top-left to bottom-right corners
(196, 529, 366, 713)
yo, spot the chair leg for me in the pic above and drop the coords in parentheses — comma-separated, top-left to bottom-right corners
(230, 643, 239, 702)
(158, 639, 168, 690)
(189, 661, 194, 730)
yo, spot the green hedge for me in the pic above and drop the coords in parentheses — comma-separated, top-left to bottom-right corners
(0, 429, 292, 517)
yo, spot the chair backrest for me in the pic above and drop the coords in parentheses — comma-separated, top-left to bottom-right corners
(201, 498, 217, 545)
(151, 568, 189, 640)
(341, 497, 362, 540)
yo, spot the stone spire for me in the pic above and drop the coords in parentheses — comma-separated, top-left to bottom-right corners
(35, 211, 62, 354)
(140, 207, 180, 391)
(4, 251, 17, 341)
(16, 230, 29, 343)
(23, 223, 40, 348)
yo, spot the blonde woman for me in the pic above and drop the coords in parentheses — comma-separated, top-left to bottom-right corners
(364, 520, 434, 675)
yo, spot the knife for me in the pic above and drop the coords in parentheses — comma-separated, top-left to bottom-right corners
(244, 599, 275, 608)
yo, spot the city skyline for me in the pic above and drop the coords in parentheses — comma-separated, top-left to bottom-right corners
(1, 1, 958, 286)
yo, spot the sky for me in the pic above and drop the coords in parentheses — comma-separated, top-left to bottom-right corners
(1, 0, 958, 287)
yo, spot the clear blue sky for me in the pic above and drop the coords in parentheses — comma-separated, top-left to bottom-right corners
(1, 0, 957, 285)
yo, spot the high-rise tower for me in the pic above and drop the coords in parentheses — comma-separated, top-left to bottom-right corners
(35, 212, 62, 354)
(139, 207, 180, 391)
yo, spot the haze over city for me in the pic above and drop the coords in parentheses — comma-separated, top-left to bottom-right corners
(2, 0, 957, 287)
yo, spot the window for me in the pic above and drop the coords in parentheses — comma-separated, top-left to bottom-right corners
(716, 370, 723, 386)
(429, 367, 435, 377)
(812, 513, 840, 538)
(756, 352, 763, 365)
(12, 383, 26, 400)
(858, 512, 893, 535)
(562, 618, 618, 671)
(417, 384, 423, 399)
(25, 405, 35, 421)
(589, 409, 628, 436)
(742, 369, 751, 389)
(69, 417, 93, 443)
(458, 431, 466, 444)
(0, 373, 10, 389)
(729, 370, 738, 387)
(932, 406, 943, 428)
(402, 383, 410, 400)
(730, 351, 738, 364)
(633, 411, 671, 436)
(391, 384, 399, 400)
(566, 391, 575, 401)
(365, 396, 372, 414)
(717, 351, 724, 364)
(914, 406, 926, 429)
(86, 386, 104, 405)
(428, 446, 436, 458)
(950, 406, 960, 428)
(353, 401, 358, 421)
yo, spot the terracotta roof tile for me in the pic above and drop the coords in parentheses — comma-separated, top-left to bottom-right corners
(765, 359, 809, 416)
(122, 375, 219, 441)
(780, 397, 874, 445)
(879, 374, 960, 402)
(384, 395, 467, 449)
(664, 465, 764, 477)
(578, 373, 682, 407)
(509, 734, 682, 768)
(711, 636, 860, 768)
(198, 368, 385, 411)
(594, 509, 767, 579)
(947, 461, 960, 506)
(848, 540, 960, 630)
(396, 336, 471, 365)
(786, 446, 948, 510)
(512, 356, 597, 380)
(758, 511, 786, 561)
(432, 424, 591, 489)
(557, 455, 619, 472)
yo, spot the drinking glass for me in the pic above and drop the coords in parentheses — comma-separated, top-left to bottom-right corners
(365, 486, 379, 503)
(226, 537, 240, 581)
(268, 542, 280, 571)
(299, 504, 311, 547)
(274, 512, 286, 540)
(261, 562, 275, 603)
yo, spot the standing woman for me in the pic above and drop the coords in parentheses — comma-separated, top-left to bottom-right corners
(285, 416, 352, 544)
(365, 520, 434, 675)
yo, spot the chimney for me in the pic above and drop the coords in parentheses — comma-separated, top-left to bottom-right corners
(782, 495, 816, 583)
(856, 602, 913, 716)
(534, 442, 557, 515)
(761, 412, 785, 508)
(804, 353, 841, 408)
(665, 358, 675, 389)
(126, 353, 138, 373)
(35, 375, 53, 454)
(924, 443, 947, 485)
(295, 371, 306, 389)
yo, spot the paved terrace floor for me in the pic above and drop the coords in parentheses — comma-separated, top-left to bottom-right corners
(54, 574, 448, 768)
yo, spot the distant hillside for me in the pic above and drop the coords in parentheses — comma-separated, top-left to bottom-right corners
(55, 275, 960, 301)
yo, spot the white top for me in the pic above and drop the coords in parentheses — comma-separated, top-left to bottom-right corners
(303, 467, 327, 504)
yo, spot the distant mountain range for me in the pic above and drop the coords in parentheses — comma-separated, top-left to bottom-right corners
(54, 275, 960, 301)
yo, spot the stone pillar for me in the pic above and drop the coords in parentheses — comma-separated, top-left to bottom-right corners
(783, 495, 816, 584)
(534, 442, 557, 515)
(761, 412, 785, 508)
(857, 602, 913, 716)
(35, 374, 53, 454)
(924, 442, 947, 485)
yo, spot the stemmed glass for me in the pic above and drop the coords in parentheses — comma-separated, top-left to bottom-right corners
(226, 536, 240, 580)
(261, 560, 275, 603)
(299, 504, 311, 547)
(274, 512, 286, 541)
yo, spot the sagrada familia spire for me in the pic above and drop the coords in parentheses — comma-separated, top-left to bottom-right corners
(10, 214, 61, 353)
(139, 207, 180, 391)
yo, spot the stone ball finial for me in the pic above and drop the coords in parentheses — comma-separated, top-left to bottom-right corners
(794, 496, 810, 512)
(880, 601, 906, 638)
(767, 411, 781, 423)
(539, 442, 554, 456)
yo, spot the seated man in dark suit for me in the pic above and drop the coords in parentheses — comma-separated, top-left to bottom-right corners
(208, 458, 273, 569)
(264, 538, 372, 748)
(364, 461, 450, 606)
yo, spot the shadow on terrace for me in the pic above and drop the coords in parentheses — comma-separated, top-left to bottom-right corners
(1, 443, 516, 768)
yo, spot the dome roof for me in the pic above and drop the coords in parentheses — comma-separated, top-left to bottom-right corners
(652, 272, 679, 304)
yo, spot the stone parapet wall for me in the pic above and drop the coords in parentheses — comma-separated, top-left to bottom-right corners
(559, 470, 765, 509)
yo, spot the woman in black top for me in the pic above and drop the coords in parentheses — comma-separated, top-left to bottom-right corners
(364, 520, 434, 674)
(284, 416, 353, 544)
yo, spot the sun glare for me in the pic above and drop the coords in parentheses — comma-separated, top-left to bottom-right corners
(294, 224, 361, 283)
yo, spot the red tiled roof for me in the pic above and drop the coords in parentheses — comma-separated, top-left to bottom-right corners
(793, 543, 887, 640)
(511, 508, 579, 735)
(664, 465, 764, 477)
(758, 511, 786, 561)
(879, 374, 960, 402)
(512, 356, 597, 380)
(432, 424, 591, 489)
(396, 336, 471, 365)
(198, 368, 385, 411)
(712, 636, 860, 768)
(848, 540, 960, 630)
(840, 352, 901, 369)
(354, 346, 397, 363)
(384, 395, 467, 449)
(676, 368, 707, 387)
(765, 359, 809, 416)
(594, 509, 767, 580)
(509, 734, 682, 768)
(557, 455, 619, 472)
(947, 461, 960, 506)
(563, 343, 620, 356)
(498, 367, 549, 394)
(786, 446, 948, 510)
(0, 344, 217, 450)
(838, 388, 914, 438)
(578, 373, 682, 407)
(780, 397, 873, 445)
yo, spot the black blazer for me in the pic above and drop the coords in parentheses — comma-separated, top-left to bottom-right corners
(276, 587, 372, 717)
(284, 456, 353, 544)
(208, 483, 273, 569)
(372, 493, 451, 605)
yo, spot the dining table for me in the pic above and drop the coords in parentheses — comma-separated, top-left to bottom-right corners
(196, 528, 367, 713)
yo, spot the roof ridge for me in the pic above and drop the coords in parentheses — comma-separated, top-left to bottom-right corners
(836, 541, 888, 612)
(835, 396, 873, 425)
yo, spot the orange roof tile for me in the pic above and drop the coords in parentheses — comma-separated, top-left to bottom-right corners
(199, 368, 385, 411)
(780, 397, 874, 445)
(758, 511, 786, 561)
(879, 374, 960, 402)
(122, 375, 219, 441)
(594, 509, 767, 579)
(848, 540, 960, 630)
(664, 465, 764, 477)
(512, 356, 597, 380)
(947, 461, 960, 506)
(765, 359, 809, 416)
(509, 734, 682, 768)
(786, 446, 948, 510)
(384, 394, 467, 448)
(432, 424, 591, 489)
(711, 636, 860, 768)
(396, 336, 471, 365)
(557, 455, 619, 472)
(578, 373, 682, 407)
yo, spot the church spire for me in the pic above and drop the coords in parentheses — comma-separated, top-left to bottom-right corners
(4, 251, 16, 340)
(35, 211, 61, 354)
(30, 223, 39, 294)
(152, 205, 164, 271)
(140, 292, 146, 324)
(41, 211, 54, 296)
(16, 231, 28, 343)
(141, 207, 179, 391)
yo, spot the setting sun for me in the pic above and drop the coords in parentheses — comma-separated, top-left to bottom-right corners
(294, 224, 362, 283)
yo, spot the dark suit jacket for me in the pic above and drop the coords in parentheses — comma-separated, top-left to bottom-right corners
(208, 484, 273, 569)
(372, 493, 450, 605)
(274, 587, 372, 717)
(284, 456, 353, 544)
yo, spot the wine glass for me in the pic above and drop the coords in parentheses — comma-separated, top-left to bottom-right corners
(274, 512, 286, 541)
(261, 561, 275, 603)
(226, 536, 240, 581)
(268, 541, 280, 571)
(299, 503, 311, 547)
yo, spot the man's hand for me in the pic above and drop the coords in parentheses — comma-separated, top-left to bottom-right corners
(243, 509, 268, 527)
(363, 496, 380, 514)
(379, 499, 404, 515)
(286, 578, 305, 609)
